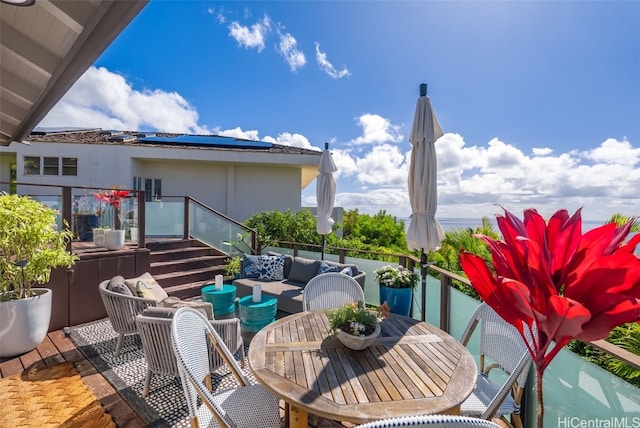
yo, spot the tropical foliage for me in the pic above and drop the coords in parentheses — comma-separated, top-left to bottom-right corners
(374, 265, 419, 288)
(459, 207, 640, 427)
(326, 302, 390, 336)
(0, 193, 77, 300)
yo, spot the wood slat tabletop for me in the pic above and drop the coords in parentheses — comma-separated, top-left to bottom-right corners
(249, 311, 477, 427)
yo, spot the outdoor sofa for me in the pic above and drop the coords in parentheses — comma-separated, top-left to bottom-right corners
(232, 252, 366, 313)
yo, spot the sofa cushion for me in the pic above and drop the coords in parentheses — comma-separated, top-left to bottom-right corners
(317, 261, 341, 275)
(324, 261, 358, 277)
(125, 272, 168, 302)
(107, 275, 133, 296)
(159, 299, 214, 320)
(258, 254, 285, 280)
(288, 257, 322, 284)
(141, 304, 212, 320)
(268, 251, 293, 278)
(242, 254, 262, 278)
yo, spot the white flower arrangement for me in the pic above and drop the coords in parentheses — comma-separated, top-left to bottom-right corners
(374, 265, 419, 289)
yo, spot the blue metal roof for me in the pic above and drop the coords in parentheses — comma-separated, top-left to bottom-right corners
(137, 135, 272, 149)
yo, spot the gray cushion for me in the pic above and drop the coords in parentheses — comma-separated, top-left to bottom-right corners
(288, 257, 321, 284)
(141, 306, 177, 318)
(107, 275, 133, 296)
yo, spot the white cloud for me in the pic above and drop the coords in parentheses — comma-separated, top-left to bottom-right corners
(584, 138, 640, 166)
(39, 66, 209, 134)
(263, 132, 315, 149)
(351, 114, 403, 145)
(216, 127, 260, 141)
(228, 15, 271, 52)
(532, 147, 553, 156)
(314, 43, 350, 79)
(277, 32, 306, 72)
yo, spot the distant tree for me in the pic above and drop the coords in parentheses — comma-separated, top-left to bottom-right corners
(343, 209, 407, 252)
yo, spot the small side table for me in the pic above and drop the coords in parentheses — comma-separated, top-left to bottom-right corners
(201, 284, 237, 319)
(238, 295, 277, 344)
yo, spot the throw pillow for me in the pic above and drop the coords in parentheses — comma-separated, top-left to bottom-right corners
(126, 272, 168, 302)
(340, 266, 354, 277)
(242, 254, 262, 278)
(107, 276, 133, 296)
(268, 251, 293, 278)
(163, 299, 214, 320)
(288, 257, 322, 284)
(316, 261, 340, 276)
(258, 255, 285, 281)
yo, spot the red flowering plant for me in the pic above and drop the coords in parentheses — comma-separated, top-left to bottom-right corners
(459, 208, 640, 427)
(93, 188, 131, 230)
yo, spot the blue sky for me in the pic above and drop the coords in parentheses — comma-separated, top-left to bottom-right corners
(41, 1, 640, 222)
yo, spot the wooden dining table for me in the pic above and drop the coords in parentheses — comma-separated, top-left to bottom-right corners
(248, 310, 477, 428)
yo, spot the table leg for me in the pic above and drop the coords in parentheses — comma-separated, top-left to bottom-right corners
(288, 404, 308, 428)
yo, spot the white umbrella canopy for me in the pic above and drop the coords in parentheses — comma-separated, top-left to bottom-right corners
(316, 143, 337, 259)
(406, 86, 445, 253)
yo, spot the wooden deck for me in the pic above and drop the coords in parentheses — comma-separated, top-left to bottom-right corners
(0, 330, 148, 427)
(0, 329, 351, 428)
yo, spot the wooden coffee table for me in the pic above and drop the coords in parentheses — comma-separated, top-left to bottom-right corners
(248, 311, 477, 428)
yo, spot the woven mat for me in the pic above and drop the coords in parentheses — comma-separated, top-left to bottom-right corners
(65, 318, 255, 428)
(0, 361, 115, 428)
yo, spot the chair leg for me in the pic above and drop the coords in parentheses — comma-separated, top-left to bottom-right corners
(512, 413, 523, 428)
(115, 333, 124, 356)
(143, 369, 152, 396)
(239, 345, 246, 368)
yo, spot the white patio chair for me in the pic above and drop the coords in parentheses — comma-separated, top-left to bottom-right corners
(357, 414, 503, 427)
(303, 272, 365, 311)
(98, 279, 157, 356)
(135, 306, 245, 396)
(171, 307, 281, 428)
(459, 303, 533, 428)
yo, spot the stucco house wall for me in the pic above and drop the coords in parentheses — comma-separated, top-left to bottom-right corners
(0, 131, 320, 223)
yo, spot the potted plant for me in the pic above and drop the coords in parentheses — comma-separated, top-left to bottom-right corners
(94, 188, 131, 250)
(326, 302, 390, 350)
(374, 265, 419, 316)
(0, 193, 77, 357)
(224, 256, 241, 279)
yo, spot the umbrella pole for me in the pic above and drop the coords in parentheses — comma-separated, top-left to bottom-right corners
(420, 251, 428, 322)
(321, 235, 325, 260)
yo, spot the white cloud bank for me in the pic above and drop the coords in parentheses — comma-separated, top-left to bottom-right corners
(39, 67, 209, 134)
(315, 43, 350, 79)
(41, 66, 640, 222)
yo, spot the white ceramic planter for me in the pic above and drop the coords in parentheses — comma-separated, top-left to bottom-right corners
(92, 228, 110, 247)
(105, 229, 125, 250)
(0, 288, 52, 358)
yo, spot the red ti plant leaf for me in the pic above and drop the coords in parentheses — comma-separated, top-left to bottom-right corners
(460, 207, 640, 378)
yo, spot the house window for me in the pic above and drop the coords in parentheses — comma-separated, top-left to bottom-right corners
(23, 156, 77, 176)
(43, 157, 59, 175)
(24, 156, 40, 175)
(134, 176, 162, 201)
(62, 158, 77, 176)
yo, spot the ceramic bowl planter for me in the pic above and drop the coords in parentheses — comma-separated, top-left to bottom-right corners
(335, 323, 381, 350)
(104, 229, 125, 250)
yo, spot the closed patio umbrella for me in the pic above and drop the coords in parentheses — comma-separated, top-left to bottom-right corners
(406, 83, 445, 321)
(316, 142, 337, 260)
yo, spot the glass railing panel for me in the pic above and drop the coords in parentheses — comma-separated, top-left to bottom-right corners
(188, 200, 251, 255)
(31, 194, 63, 233)
(527, 344, 640, 425)
(146, 200, 184, 237)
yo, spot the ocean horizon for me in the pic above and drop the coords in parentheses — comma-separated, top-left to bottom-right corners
(401, 217, 612, 233)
